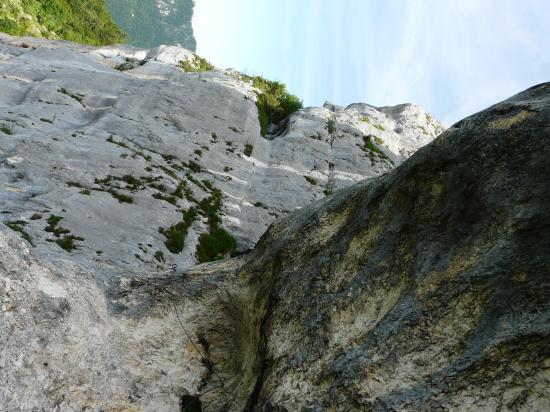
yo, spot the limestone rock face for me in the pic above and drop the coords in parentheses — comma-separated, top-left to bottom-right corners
(0, 33, 442, 273)
(1, 59, 548, 411)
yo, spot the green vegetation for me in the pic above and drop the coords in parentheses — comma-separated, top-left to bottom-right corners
(120, 174, 142, 191)
(152, 192, 178, 206)
(79, 189, 91, 195)
(40, 118, 53, 123)
(45, 215, 70, 236)
(184, 161, 202, 173)
(44, 215, 83, 251)
(374, 124, 386, 132)
(360, 115, 371, 123)
(253, 201, 267, 209)
(244, 143, 253, 157)
(159, 208, 197, 254)
(108, 189, 134, 204)
(58, 88, 84, 104)
(196, 189, 236, 263)
(327, 118, 336, 134)
(179, 54, 214, 72)
(241, 75, 302, 136)
(304, 176, 318, 186)
(4, 220, 34, 246)
(154, 250, 165, 263)
(0, 0, 125, 46)
(360, 135, 393, 164)
(56, 235, 84, 252)
(0, 124, 13, 135)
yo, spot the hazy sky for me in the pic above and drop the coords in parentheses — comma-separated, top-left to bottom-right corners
(193, 0, 550, 125)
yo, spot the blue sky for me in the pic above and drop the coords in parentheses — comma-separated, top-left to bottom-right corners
(193, 0, 550, 125)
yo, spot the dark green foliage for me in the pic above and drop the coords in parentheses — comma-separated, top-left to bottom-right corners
(150, 183, 167, 192)
(95, 175, 114, 185)
(244, 75, 302, 136)
(159, 208, 197, 254)
(327, 118, 336, 134)
(108, 189, 134, 204)
(223, 166, 232, 172)
(58, 88, 84, 104)
(121, 174, 142, 191)
(172, 181, 190, 199)
(153, 192, 178, 205)
(4, 220, 34, 246)
(154, 250, 165, 263)
(67, 181, 83, 188)
(201, 180, 214, 191)
(194, 149, 203, 157)
(244, 143, 253, 157)
(30, 213, 42, 220)
(0, 124, 13, 135)
(304, 176, 318, 185)
(45, 215, 70, 237)
(56, 235, 84, 252)
(106, 136, 130, 149)
(44, 215, 83, 251)
(253, 201, 267, 209)
(360, 135, 393, 164)
(195, 189, 236, 263)
(196, 227, 236, 263)
(159, 165, 178, 179)
(184, 161, 202, 173)
(0, 0, 125, 45)
(40, 118, 53, 123)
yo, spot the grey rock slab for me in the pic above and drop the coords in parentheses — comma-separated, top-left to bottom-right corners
(0, 33, 443, 273)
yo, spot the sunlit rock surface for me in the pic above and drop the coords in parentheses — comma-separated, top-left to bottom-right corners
(0, 33, 443, 273)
